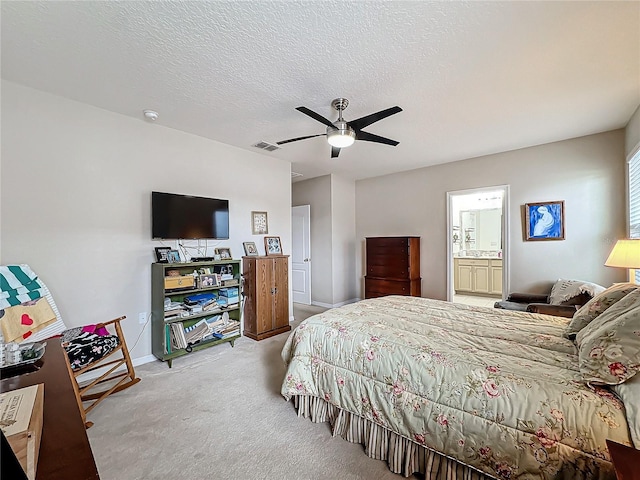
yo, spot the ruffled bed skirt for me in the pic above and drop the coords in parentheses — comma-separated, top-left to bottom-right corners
(291, 395, 493, 480)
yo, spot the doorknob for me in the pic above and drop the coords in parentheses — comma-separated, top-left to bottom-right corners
(304, 258, 310, 262)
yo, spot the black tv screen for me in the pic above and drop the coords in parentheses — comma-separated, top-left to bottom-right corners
(152, 191, 229, 240)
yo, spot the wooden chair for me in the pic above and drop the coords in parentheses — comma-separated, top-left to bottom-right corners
(60, 316, 140, 428)
(0, 264, 140, 428)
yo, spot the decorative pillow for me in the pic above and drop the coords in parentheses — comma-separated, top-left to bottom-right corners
(577, 289, 640, 385)
(549, 279, 605, 305)
(611, 373, 640, 448)
(0, 297, 56, 343)
(63, 332, 120, 371)
(565, 282, 637, 339)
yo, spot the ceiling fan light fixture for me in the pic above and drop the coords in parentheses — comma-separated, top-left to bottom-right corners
(327, 126, 356, 148)
(278, 99, 401, 158)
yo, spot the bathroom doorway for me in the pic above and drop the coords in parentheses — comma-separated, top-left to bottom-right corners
(446, 186, 510, 306)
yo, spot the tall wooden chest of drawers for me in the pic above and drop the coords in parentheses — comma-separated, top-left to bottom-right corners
(364, 237, 421, 299)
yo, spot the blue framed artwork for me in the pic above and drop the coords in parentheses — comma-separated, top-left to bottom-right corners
(525, 200, 565, 241)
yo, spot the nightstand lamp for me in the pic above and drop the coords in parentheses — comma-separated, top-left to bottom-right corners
(605, 239, 640, 283)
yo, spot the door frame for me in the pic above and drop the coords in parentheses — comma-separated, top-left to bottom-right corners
(446, 185, 510, 302)
(291, 204, 312, 305)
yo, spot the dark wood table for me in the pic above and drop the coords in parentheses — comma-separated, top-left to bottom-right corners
(1, 339, 100, 480)
(607, 439, 640, 480)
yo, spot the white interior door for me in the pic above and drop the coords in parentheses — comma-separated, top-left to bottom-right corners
(292, 205, 311, 304)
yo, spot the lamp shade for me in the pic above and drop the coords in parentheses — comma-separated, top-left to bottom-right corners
(605, 239, 640, 268)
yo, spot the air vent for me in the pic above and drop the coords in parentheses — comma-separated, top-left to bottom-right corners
(291, 171, 303, 179)
(252, 141, 280, 152)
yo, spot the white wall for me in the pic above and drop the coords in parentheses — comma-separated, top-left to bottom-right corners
(356, 130, 627, 299)
(330, 174, 357, 305)
(292, 175, 333, 305)
(292, 174, 357, 307)
(1, 81, 292, 362)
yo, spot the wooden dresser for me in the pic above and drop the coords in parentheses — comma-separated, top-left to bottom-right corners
(364, 236, 421, 299)
(242, 255, 291, 340)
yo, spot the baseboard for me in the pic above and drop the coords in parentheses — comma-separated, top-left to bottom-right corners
(311, 301, 333, 308)
(333, 298, 360, 308)
(311, 298, 360, 309)
(133, 354, 156, 367)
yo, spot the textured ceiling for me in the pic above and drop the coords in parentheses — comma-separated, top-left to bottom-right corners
(2, 1, 639, 182)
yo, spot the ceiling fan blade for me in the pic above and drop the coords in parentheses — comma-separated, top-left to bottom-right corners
(296, 106, 336, 129)
(331, 146, 341, 158)
(276, 134, 325, 145)
(355, 130, 399, 146)
(348, 106, 402, 131)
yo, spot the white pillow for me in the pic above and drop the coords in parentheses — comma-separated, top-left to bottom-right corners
(549, 279, 605, 305)
(612, 373, 640, 448)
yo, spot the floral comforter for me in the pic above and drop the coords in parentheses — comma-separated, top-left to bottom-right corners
(281, 296, 632, 479)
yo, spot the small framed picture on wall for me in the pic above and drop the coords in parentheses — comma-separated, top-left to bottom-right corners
(524, 200, 565, 241)
(251, 211, 268, 235)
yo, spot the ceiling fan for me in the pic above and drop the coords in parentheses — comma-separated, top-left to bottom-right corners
(277, 98, 402, 158)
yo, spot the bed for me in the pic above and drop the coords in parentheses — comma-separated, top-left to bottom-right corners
(281, 294, 639, 480)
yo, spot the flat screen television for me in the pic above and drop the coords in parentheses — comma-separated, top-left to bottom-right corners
(152, 191, 229, 240)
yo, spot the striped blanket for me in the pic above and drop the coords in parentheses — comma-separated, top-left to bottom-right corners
(0, 264, 66, 343)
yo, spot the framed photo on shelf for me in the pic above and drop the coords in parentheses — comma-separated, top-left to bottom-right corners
(215, 247, 232, 259)
(166, 250, 181, 263)
(199, 274, 219, 288)
(524, 200, 565, 241)
(251, 211, 268, 235)
(155, 247, 172, 263)
(264, 236, 282, 255)
(243, 241, 259, 256)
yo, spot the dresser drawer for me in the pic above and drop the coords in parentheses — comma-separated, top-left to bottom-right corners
(366, 237, 413, 258)
(366, 244, 409, 257)
(367, 264, 409, 278)
(365, 278, 410, 296)
(365, 277, 421, 298)
(366, 253, 410, 278)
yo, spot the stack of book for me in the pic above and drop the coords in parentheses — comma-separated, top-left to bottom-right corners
(217, 287, 239, 307)
(183, 321, 210, 345)
(164, 300, 188, 320)
(167, 312, 240, 353)
(169, 322, 187, 350)
(212, 319, 240, 340)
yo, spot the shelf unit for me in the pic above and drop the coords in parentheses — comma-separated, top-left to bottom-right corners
(151, 260, 241, 367)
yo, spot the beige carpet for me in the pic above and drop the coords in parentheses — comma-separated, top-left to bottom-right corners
(87, 304, 418, 480)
